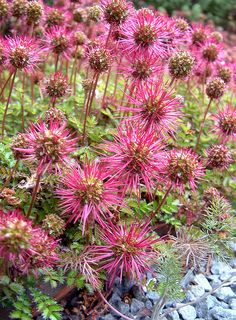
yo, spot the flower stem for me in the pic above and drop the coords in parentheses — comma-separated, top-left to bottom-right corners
(1, 70, 17, 140)
(101, 67, 111, 107)
(0, 72, 13, 100)
(21, 73, 26, 132)
(55, 54, 59, 72)
(195, 98, 212, 151)
(26, 173, 41, 218)
(150, 185, 172, 220)
(97, 290, 133, 320)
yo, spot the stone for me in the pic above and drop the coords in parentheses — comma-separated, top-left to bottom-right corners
(195, 301, 209, 318)
(109, 292, 121, 306)
(206, 295, 219, 309)
(214, 287, 235, 302)
(130, 298, 145, 314)
(229, 298, 236, 310)
(178, 305, 197, 320)
(116, 301, 130, 315)
(193, 274, 212, 291)
(211, 260, 232, 276)
(166, 310, 180, 320)
(99, 315, 116, 320)
(181, 269, 194, 289)
(210, 306, 236, 319)
(145, 300, 153, 310)
(146, 291, 160, 301)
(190, 285, 205, 298)
(185, 290, 195, 302)
(230, 258, 236, 268)
(228, 241, 236, 252)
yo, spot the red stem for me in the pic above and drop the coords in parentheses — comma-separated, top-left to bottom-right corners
(195, 98, 212, 151)
(0, 72, 13, 100)
(0, 160, 19, 194)
(26, 172, 41, 218)
(1, 70, 17, 139)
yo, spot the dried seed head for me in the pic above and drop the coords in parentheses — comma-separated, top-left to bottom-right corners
(87, 5, 102, 22)
(73, 46, 85, 60)
(104, 0, 129, 25)
(26, 0, 43, 25)
(51, 34, 69, 55)
(73, 31, 86, 46)
(9, 46, 29, 69)
(46, 9, 64, 28)
(206, 144, 233, 170)
(88, 47, 112, 73)
(202, 43, 218, 62)
(33, 25, 44, 39)
(0, 0, 8, 19)
(203, 187, 221, 205)
(206, 78, 225, 99)
(217, 66, 232, 84)
(192, 29, 207, 45)
(0, 188, 21, 206)
(169, 51, 195, 79)
(82, 78, 93, 92)
(12, 0, 27, 18)
(211, 31, 223, 43)
(44, 107, 67, 124)
(44, 72, 69, 99)
(73, 7, 87, 23)
(175, 18, 189, 32)
(11, 133, 28, 159)
(42, 214, 65, 237)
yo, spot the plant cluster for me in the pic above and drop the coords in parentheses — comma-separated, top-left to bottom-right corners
(0, 1, 235, 319)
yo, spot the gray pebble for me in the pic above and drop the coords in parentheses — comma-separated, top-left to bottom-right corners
(211, 261, 232, 276)
(178, 305, 197, 320)
(146, 291, 160, 301)
(130, 298, 145, 314)
(166, 310, 180, 320)
(229, 298, 236, 310)
(145, 300, 153, 310)
(190, 284, 205, 298)
(193, 274, 212, 291)
(214, 287, 235, 302)
(210, 306, 236, 319)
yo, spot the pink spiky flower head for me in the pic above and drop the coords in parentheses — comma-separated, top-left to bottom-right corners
(163, 148, 205, 193)
(191, 22, 209, 46)
(5, 36, 45, 74)
(206, 144, 233, 170)
(101, 0, 131, 26)
(123, 81, 182, 138)
(57, 161, 123, 233)
(102, 122, 164, 195)
(14, 119, 77, 174)
(120, 51, 163, 88)
(0, 209, 59, 273)
(45, 26, 72, 60)
(93, 220, 158, 287)
(120, 8, 175, 58)
(0, 209, 33, 266)
(213, 105, 236, 143)
(44, 6, 65, 29)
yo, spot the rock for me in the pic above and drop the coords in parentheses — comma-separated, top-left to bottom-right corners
(178, 305, 197, 320)
(210, 306, 236, 319)
(193, 274, 212, 291)
(145, 300, 153, 310)
(130, 298, 145, 314)
(190, 285, 205, 298)
(99, 315, 116, 320)
(146, 291, 160, 301)
(180, 269, 194, 289)
(228, 241, 236, 252)
(116, 301, 130, 315)
(207, 274, 221, 287)
(185, 290, 195, 302)
(195, 301, 209, 318)
(211, 261, 232, 276)
(214, 287, 235, 302)
(229, 298, 236, 309)
(109, 292, 121, 306)
(206, 295, 220, 309)
(166, 310, 180, 320)
(230, 258, 236, 268)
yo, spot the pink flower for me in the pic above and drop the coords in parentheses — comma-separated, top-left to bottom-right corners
(163, 148, 205, 193)
(57, 161, 123, 233)
(119, 52, 163, 88)
(122, 81, 182, 137)
(14, 119, 77, 174)
(4, 36, 45, 73)
(102, 122, 164, 195)
(206, 144, 233, 170)
(0, 209, 59, 273)
(45, 26, 72, 60)
(91, 220, 158, 287)
(213, 105, 236, 142)
(120, 9, 175, 58)
(100, 0, 132, 26)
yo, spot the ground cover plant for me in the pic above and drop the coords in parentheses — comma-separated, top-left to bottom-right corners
(0, 1, 236, 319)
